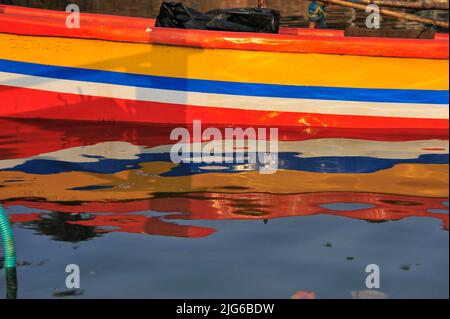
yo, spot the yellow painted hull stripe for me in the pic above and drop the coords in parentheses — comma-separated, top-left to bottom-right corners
(0, 163, 447, 201)
(0, 33, 448, 90)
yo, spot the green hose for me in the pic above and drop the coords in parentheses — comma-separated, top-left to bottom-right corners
(5, 267, 17, 299)
(0, 203, 18, 299)
(0, 204, 16, 269)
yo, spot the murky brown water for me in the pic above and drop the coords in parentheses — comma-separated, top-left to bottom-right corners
(2, 0, 449, 30)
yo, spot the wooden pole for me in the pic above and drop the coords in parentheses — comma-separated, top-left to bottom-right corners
(355, 0, 449, 10)
(321, 0, 449, 28)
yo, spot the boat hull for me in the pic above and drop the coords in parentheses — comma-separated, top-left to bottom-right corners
(0, 17, 448, 129)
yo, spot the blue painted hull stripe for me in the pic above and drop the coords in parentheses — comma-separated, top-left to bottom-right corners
(0, 59, 447, 104)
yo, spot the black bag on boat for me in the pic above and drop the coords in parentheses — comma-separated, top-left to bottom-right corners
(205, 8, 281, 33)
(156, 2, 280, 34)
(155, 2, 210, 30)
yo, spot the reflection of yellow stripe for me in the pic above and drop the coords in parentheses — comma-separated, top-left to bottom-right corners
(0, 163, 447, 202)
(0, 33, 448, 90)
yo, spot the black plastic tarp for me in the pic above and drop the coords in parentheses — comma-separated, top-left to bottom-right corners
(156, 2, 281, 34)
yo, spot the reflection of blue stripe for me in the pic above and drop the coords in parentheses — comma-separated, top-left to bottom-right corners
(164, 154, 449, 176)
(2, 153, 448, 176)
(0, 59, 447, 104)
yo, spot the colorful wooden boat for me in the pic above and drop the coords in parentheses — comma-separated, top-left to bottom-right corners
(0, 5, 448, 129)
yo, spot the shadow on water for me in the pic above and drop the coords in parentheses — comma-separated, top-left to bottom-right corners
(21, 212, 101, 242)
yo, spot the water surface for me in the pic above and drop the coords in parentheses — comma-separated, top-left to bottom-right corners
(0, 119, 448, 298)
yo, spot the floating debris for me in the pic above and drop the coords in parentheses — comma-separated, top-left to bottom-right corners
(16, 261, 32, 267)
(37, 259, 50, 266)
(291, 291, 316, 299)
(346, 257, 355, 261)
(351, 290, 389, 299)
(401, 264, 412, 271)
(52, 289, 85, 298)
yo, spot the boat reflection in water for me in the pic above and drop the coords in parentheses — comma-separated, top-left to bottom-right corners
(0, 118, 448, 241)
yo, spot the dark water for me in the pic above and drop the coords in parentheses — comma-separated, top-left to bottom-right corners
(0, 119, 448, 298)
(1, 0, 449, 31)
